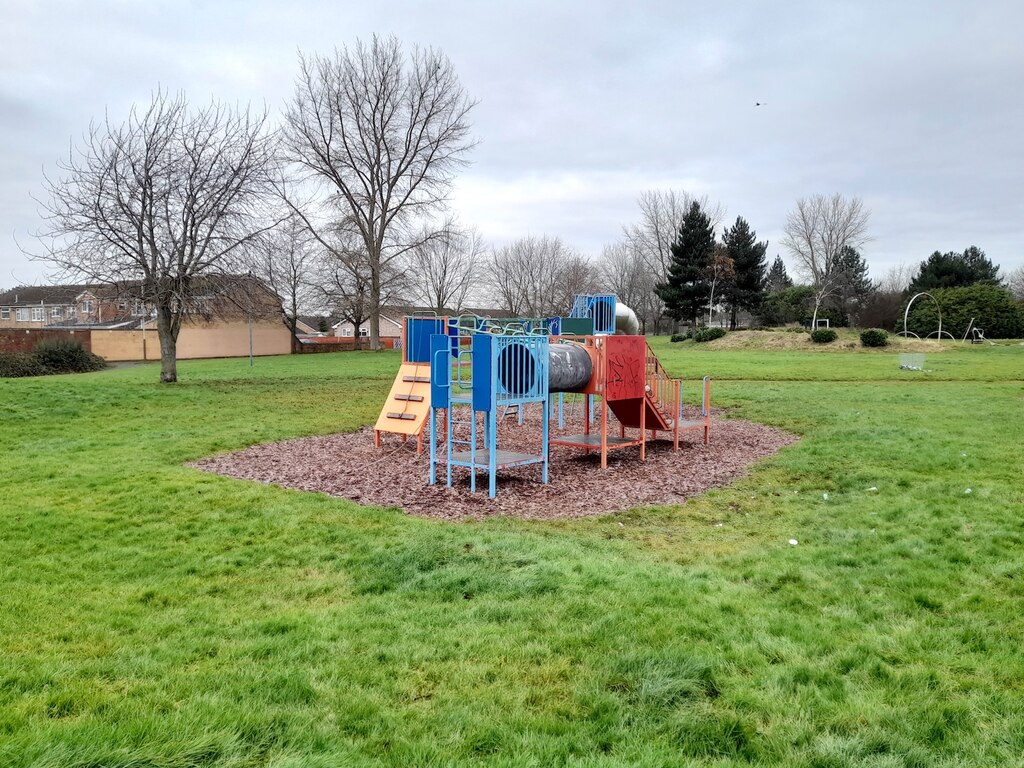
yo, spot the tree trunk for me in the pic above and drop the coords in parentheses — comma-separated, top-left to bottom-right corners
(155, 306, 178, 383)
(369, 256, 382, 351)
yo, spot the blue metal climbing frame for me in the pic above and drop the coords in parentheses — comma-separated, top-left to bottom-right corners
(428, 329, 551, 498)
(570, 294, 617, 335)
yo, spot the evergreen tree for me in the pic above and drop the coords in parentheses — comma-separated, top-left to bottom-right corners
(830, 246, 874, 325)
(766, 255, 793, 293)
(908, 246, 1000, 292)
(655, 201, 715, 327)
(722, 216, 768, 329)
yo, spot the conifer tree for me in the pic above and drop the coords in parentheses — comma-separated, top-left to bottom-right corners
(722, 216, 768, 329)
(655, 201, 715, 327)
(766, 255, 793, 293)
(831, 246, 873, 325)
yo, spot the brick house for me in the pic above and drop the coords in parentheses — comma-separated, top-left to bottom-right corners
(0, 278, 293, 360)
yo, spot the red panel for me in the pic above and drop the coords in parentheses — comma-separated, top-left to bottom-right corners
(603, 336, 646, 401)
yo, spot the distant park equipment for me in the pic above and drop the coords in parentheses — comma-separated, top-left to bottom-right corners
(899, 292, 955, 340)
(374, 294, 713, 497)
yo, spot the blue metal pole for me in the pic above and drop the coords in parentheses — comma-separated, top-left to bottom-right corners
(429, 408, 437, 485)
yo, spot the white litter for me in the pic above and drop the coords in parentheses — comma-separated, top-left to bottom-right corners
(788, 539, 799, 546)
(964, 488, 972, 495)
(714, 523, 724, 528)
(822, 493, 829, 501)
(866, 486, 878, 492)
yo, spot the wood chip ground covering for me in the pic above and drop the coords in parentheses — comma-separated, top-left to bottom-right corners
(191, 409, 798, 521)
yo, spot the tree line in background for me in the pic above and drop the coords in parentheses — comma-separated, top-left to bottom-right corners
(30, 35, 1024, 382)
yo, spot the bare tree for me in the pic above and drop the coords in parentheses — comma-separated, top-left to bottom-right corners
(408, 223, 485, 313)
(782, 193, 871, 326)
(309, 220, 410, 348)
(782, 194, 871, 283)
(283, 36, 476, 350)
(489, 236, 595, 317)
(34, 91, 278, 382)
(599, 240, 661, 332)
(706, 245, 736, 327)
(252, 214, 319, 339)
(878, 262, 913, 294)
(1008, 266, 1024, 302)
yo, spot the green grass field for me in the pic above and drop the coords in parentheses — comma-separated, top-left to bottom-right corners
(2, 341, 1022, 767)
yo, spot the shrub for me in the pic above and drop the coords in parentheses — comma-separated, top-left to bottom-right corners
(904, 284, 1023, 339)
(693, 327, 727, 343)
(757, 286, 814, 326)
(0, 351, 47, 378)
(860, 328, 889, 347)
(670, 333, 686, 343)
(32, 339, 107, 374)
(810, 328, 838, 344)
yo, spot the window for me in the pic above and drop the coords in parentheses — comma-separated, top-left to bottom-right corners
(358, 327, 369, 337)
(16, 309, 29, 322)
(51, 307, 62, 318)
(82, 300, 93, 313)
(0, 308, 9, 320)
(32, 307, 45, 321)
(67, 306, 76, 318)
(116, 301, 128, 311)
(341, 327, 353, 337)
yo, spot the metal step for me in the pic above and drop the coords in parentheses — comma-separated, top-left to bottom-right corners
(402, 376, 431, 383)
(394, 394, 424, 402)
(386, 412, 415, 420)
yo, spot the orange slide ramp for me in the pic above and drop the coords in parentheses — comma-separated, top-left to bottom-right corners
(373, 362, 432, 452)
(607, 394, 672, 432)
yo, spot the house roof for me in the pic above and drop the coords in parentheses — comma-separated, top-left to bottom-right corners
(0, 285, 92, 306)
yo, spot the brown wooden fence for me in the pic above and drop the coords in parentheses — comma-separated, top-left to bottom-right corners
(0, 328, 93, 354)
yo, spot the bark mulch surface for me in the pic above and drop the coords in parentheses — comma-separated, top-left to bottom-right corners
(191, 409, 797, 521)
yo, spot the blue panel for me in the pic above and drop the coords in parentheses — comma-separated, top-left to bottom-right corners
(406, 317, 444, 363)
(591, 296, 616, 334)
(429, 334, 450, 407)
(472, 334, 492, 412)
(546, 316, 561, 336)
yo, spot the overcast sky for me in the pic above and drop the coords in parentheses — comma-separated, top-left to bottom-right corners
(2, 0, 1022, 289)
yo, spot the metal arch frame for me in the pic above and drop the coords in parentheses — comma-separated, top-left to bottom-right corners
(899, 292, 955, 341)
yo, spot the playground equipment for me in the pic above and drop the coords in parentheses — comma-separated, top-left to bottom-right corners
(374, 294, 711, 497)
(899, 292, 955, 340)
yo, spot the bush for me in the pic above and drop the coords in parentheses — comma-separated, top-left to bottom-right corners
(0, 351, 47, 378)
(860, 328, 889, 347)
(757, 286, 814, 326)
(670, 333, 687, 343)
(693, 327, 727, 343)
(810, 328, 838, 344)
(904, 284, 1023, 339)
(33, 339, 107, 374)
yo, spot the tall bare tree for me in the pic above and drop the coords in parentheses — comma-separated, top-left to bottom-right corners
(253, 214, 319, 339)
(408, 223, 485, 313)
(598, 240, 662, 333)
(782, 193, 871, 326)
(283, 36, 476, 349)
(35, 91, 278, 382)
(490, 236, 595, 317)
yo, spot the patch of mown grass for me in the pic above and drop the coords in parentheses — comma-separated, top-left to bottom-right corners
(1, 346, 1023, 766)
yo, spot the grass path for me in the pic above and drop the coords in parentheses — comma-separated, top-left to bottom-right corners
(1, 344, 1022, 766)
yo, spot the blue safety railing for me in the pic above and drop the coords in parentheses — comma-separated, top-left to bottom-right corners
(428, 330, 551, 498)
